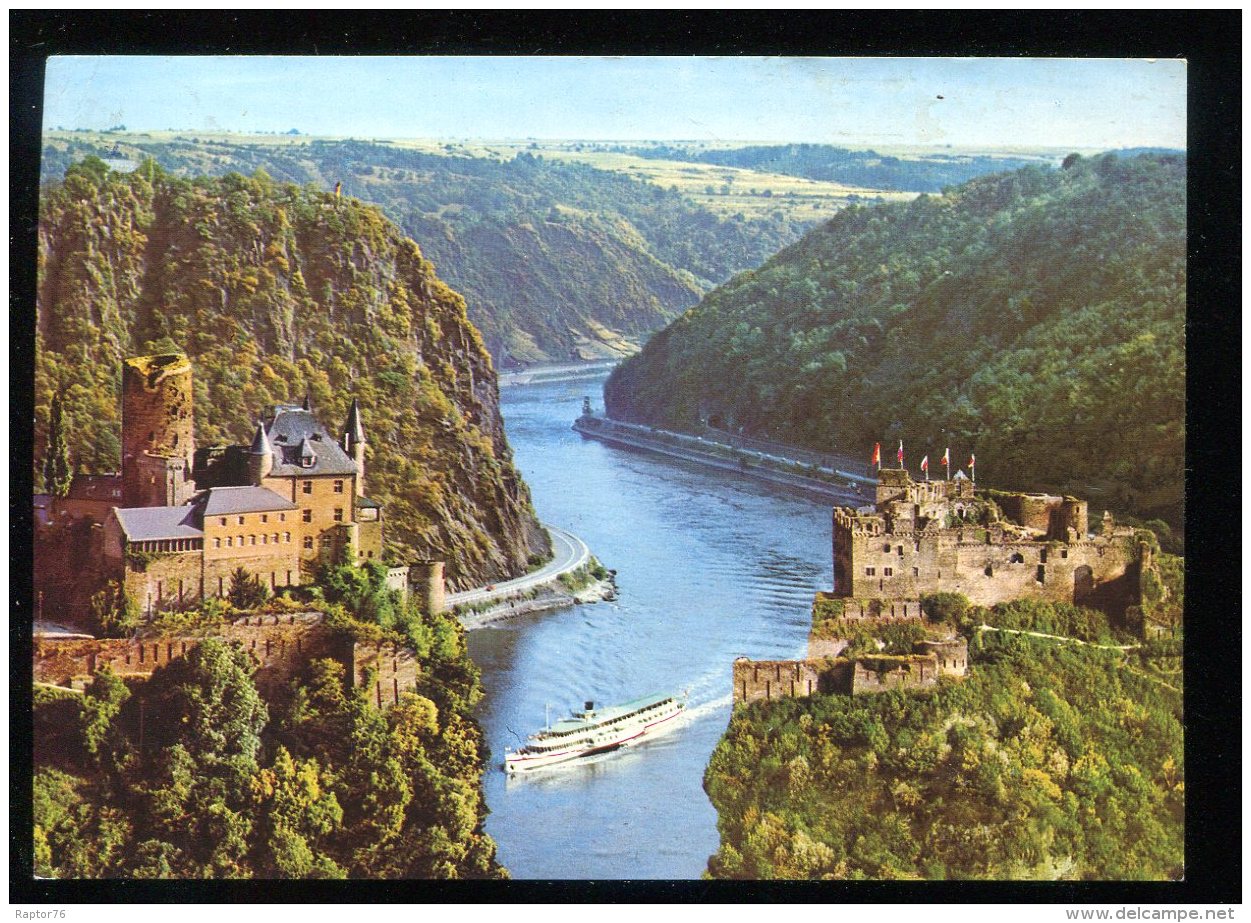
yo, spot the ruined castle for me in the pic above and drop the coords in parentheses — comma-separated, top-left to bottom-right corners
(732, 466, 1152, 705)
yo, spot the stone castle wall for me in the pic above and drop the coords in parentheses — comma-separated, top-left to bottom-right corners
(834, 513, 1138, 612)
(34, 611, 419, 709)
(732, 658, 828, 704)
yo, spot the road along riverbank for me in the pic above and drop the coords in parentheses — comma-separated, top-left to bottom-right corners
(572, 413, 870, 505)
(447, 524, 616, 629)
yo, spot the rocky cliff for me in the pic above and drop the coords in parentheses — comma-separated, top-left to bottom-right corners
(35, 158, 548, 587)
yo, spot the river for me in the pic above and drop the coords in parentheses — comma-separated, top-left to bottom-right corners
(467, 373, 836, 879)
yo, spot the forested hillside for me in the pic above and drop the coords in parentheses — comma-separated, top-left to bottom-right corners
(35, 565, 506, 879)
(42, 135, 807, 364)
(606, 154, 1185, 528)
(612, 142, 1054, 192)
(704, 618, 1184, 880)
(35, 158, 548, 587)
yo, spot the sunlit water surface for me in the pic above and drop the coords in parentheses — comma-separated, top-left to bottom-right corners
(468, 375, 833, 879)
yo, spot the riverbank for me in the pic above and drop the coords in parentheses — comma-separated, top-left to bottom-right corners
(456, 576, 617, 630)
(572, 414, 870, 505)
(498, 360, 621, 388)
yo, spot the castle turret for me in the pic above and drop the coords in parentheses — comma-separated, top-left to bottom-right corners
(247, 420, 273, 485)
(121, 353, 196, 508)
(342, 398, 367, 497)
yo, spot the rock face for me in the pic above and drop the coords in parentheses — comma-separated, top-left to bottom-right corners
(35, 162, 548, 587)
(40, 136, 809, 366)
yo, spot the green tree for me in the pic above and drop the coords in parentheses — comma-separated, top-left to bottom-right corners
(228, 567, 270, 610)
(90, 581, 140, 637)
(43, 389, 73, 496)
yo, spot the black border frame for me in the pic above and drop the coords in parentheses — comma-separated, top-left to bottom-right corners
(9, 9, 1241, 905)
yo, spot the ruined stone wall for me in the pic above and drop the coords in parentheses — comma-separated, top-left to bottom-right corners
(850, 655, 938, 695)
(350, 639, 422, 708)
(915, 637, 968, 676)
(34, 612, 337, 691)
(33, 612, 418, 708)
(732, 658, 827, 704)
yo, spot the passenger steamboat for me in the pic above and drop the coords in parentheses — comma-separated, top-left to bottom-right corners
(503, 692, 687, 773)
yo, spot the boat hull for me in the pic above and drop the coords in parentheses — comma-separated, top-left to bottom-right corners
(504, 700, 684, 773)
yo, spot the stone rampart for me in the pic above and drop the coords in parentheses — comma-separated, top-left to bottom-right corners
(32, 610, 420, 709)
(850, 655, 938, 695)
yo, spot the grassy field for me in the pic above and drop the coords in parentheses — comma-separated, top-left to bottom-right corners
(45, 131, 914, 222)
(46, 131, 1086, 223)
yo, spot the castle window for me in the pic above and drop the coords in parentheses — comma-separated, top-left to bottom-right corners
(261, 534, 267, 544)
(1009, 553, 1025, 564)
(220, 517, 227, 527)
(334, 480, 344, 493)
(302, 509, 312, 523)
(279, 513, 286, 522)
(883, 543, 892, 553)
(303, 481, 312, 494)
(913, 567, 919, 577)
(261, 514, 268, 523)
(1036, 565, 1046, 583)
(883, 567, 893, 577)
(272, 533, 279, 544)
(865, 567, 876, 576)
(283, 532, 291, 543)
(303, 537, 313, 550)
(238, 516, 245, 525)
(226, 536, 233, 547)
(214, 538, 221, 549)
(984, 564, 994, 577)
(249, 535, 256, 546)
(333, 508, 344, 522)
(897, 545, 903, 556)
(1060, 549, 1068, 559)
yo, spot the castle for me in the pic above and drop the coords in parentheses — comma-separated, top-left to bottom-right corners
(732, 465, 1152, 705)
(46, 353, 406, 618)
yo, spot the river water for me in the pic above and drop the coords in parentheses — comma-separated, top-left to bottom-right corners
(467, 374, 837, 879)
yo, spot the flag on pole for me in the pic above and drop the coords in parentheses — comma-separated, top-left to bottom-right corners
(897, 440, 904, 467)
(871, 442, 881, 471)
(942, 447, 950, 474)
(920, 455, 929, 481)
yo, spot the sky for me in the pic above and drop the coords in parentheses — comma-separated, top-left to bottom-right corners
(42, 56, 1187, 149)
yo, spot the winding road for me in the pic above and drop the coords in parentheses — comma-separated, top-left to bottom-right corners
(445, 524, 591, 608)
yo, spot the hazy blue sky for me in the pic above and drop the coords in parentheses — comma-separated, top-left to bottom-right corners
(43, 56, 1186, 148)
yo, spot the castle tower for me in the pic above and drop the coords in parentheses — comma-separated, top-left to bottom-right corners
(341, 397, 367, 497)
(411, 560, 446, 616)
(121, 354, 196, 508)
(247, 420, 273, 485)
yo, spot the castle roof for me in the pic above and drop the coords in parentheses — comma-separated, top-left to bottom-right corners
(198, 486, 297, 516)
(114, 505, 203, 542)
(343, 397, 365, 444)
(263, 408, 357, 477)
(249, 421, 272, 456)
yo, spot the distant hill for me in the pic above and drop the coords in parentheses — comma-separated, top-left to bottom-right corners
(41, 135, 810, 365)
(610, 142, 1059, 192)
(606, 153, 1186, 528)
(36, 159, 548, 586)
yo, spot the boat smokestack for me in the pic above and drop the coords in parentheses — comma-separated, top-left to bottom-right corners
(584, 700, 594, 712)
